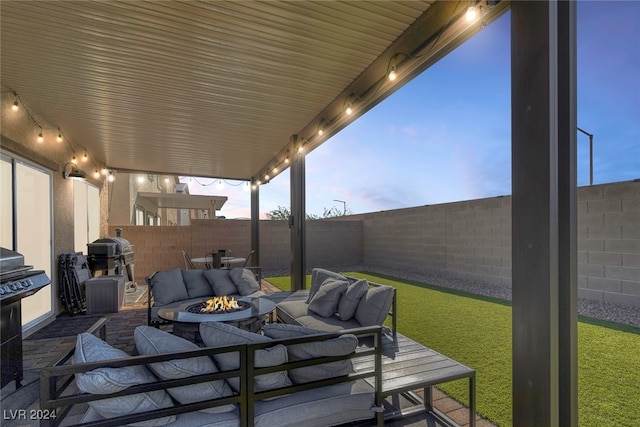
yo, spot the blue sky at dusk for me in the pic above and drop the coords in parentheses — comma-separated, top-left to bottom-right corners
(185, 2, 639, 219)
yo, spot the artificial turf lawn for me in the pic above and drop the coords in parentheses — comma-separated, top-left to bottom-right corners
(265, 272, 640, 427)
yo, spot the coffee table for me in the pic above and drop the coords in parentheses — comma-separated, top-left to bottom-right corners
(158, 296, 276, 341)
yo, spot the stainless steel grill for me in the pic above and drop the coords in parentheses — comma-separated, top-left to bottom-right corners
(0, 247, 50, 388)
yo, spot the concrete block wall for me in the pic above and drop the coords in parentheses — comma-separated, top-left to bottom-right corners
(110, 180, 638, 307)
(355, 196, 512, 287)
(110, 218, 363, 282)
(356, 180, 639, 306)
(578, 181, 640, 306)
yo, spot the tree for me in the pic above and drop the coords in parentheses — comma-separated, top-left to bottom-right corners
(265, 205, 291, 221)
(266, 205, 352, 220)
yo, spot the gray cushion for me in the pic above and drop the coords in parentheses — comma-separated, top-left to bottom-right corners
(307, 279, 348, 318)
(306, 268, 348, 303)
(262, 323, 357, 384)
(253, 380, 375, 427)
(204, 269, 238, 296)
(338, 279, 369, 321)
(73, 333, 175, 426)
(294, 315, 362, 332)
(150, 268, 188, 306)
(355, 285, 395, 327)
(134, 326, 235, 414)
(181, 269, 213, 298)
(229, 268, 261, 296)
(199, 322, 292, 393)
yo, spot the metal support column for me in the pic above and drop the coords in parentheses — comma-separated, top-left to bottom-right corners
(289, 136, 306, 291)
(511, 1, 577, 426)
(250, 180, 260, 268)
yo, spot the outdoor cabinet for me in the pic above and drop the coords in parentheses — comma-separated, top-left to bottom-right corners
(85, 275, 125, 314)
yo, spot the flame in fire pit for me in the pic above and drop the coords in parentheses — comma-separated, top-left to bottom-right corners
(202, 296, 240, 313)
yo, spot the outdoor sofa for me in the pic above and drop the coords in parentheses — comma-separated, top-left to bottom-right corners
(146, 267, 265, 327)
(40, 318, 384, 427)
(275, 268, 397, 337)
(146, 266, 397, 336)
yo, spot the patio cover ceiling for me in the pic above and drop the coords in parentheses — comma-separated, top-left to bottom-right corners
(1, 1, 506, 182)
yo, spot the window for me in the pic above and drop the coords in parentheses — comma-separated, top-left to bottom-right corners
(135, 206, 145, 225)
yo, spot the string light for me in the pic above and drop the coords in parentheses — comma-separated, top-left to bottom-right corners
(108, 171, 115, 182)
(317, 120, 324, 136)
(466, 2, 477, 21)
(6, 89, 109, 182)
(102, 166, 108, 176)
(93, 169, 100, 178)
(137, 175, 144, 183)
(388, 65, 397, 81)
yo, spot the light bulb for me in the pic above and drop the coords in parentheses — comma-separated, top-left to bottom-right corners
(217, 179, 224, 189)
(272, 167, 278, 174)
(71, 156, 77, 164)
(297, 146, 303, 153)
(12, 101, 19, 111)
(284, 157, 290, 164)
(108, 171, 115, 182)
(164, 177, 170, 183)
(466, 5, 477, 21)
(83, 151, 88, 162)
(37, 132, 44, 143)
(94, 170, 100, 178)
(57, 129, 63, 142)
(388, 67, 397, 81)
(137, 175, 144, 183)
(345, 104, 353, 115)
(101, 166, 108, 175)
(264, 174, 270, 181)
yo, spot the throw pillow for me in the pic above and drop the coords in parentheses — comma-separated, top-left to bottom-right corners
(204, 269, 238, 296)
(181, 269, 212, 298)
(338, 279, 369, 321)
(149, 268, 188, 306)
(262, 323, 357, 384)
(307, 278, 348, 318)
(134, 326, 235, 414)
(355, 285, 395, 327)
(229, 268, 261, 296)
(199, 322, 292, 393)
(306, 268, 348, 303)
(73, 333, 175, 426)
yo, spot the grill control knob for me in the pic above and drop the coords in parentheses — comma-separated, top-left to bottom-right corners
(9, 283, 19, 291)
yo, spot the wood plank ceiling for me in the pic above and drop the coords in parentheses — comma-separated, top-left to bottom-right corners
(1, 1, 496, 182)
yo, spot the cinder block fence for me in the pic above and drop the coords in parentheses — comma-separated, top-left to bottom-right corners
(111, 180, 639, 307)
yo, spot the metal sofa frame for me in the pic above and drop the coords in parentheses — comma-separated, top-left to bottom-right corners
(40, 319, 383, 427)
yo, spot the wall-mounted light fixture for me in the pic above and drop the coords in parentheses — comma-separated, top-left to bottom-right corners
(62, 162, 87, 180)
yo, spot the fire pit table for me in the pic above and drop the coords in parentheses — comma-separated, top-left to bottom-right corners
(157, 296, 276, 342)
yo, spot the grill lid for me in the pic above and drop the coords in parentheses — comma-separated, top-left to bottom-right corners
(89, 237, 132, 254)
(0, 247, 33, 282)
